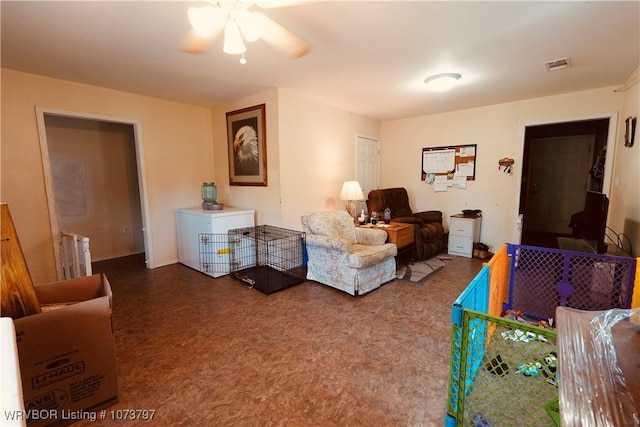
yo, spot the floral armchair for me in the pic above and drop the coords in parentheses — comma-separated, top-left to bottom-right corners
(301, 211, 397, 296)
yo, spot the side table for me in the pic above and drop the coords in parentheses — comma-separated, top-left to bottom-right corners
(358, 222, 415, 260)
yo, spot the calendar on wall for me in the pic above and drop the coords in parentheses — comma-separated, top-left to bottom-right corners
(421, 144, 477, 182)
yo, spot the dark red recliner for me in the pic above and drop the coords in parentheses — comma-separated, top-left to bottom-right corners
(366, 187, 447, 260)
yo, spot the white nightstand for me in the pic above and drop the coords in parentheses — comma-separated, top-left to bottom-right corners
(448, 214, 482, 258)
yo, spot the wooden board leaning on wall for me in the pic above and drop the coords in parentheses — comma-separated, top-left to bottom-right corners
(1, 203, 41, 319)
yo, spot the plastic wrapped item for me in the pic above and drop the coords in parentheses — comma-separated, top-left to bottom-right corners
(557, 306, 640, 426)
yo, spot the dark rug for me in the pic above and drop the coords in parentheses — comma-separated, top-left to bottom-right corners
(396, 253, 454, 284)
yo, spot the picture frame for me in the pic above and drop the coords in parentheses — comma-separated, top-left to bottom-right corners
(226, 104, 267, 186)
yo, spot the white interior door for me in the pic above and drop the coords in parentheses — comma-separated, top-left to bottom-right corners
(356, 134, 380, 212)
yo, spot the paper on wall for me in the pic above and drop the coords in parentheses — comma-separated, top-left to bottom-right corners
(423, 149, 455, 173)
(453, 174, 467, 189)
(458, 146, 476, 157)
(456, 161, 474, 177)
(434, 175, 448, 192)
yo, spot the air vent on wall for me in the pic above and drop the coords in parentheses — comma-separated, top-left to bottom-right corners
(544, 57, 572, 71)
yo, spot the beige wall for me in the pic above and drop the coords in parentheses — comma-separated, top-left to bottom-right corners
(212, 88, 380, 231)
(3, 67, 637, 286)
(609, 67, 640, 254)
(277, 89, 379, 229)
(2, 70, 379, 284)
(211, 89, 282, 226)
(1, 69, 214, 283)
(381, 86, 633, 254)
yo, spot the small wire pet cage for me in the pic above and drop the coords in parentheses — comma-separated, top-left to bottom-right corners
(229, 225, 307, 294)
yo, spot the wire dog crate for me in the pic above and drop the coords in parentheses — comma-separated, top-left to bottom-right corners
(229, 225, 307, 294)
(198, 233, 233, 277)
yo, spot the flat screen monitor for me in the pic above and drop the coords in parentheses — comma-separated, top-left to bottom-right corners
(582, 191, 609, 253)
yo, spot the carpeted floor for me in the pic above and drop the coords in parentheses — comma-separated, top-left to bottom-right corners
(76, 253, 483, 426)
(396, 254, 455, 284)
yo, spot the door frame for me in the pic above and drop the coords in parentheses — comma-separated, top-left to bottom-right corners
(355, 133, 381, 214)
(35, 106, 154, 279)
(514, 112, 618, 243)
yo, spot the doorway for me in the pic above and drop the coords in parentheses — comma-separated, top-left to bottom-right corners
(36, 107, 153, 279)
(519, 118, 611, 248)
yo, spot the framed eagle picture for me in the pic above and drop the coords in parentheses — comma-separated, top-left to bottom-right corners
(226, 104, 267, 186)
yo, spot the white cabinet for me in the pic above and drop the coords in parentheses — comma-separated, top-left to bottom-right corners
(176, 207, 255, 277)
(448, 214, 482, 258)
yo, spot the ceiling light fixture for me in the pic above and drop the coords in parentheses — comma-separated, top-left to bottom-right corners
(424, 73, 462, 92)
(189, 3, 263, 64)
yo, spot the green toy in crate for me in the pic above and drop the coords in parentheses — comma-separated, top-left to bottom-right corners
(543, 397, 560, 427)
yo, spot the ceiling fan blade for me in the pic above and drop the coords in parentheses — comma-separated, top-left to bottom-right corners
(255, 13, 312, 58)
(181, 29, 218, 54)
(182, 6, 226, 54)
(188, 6, 227, 37)
(234, 10, 263, 42)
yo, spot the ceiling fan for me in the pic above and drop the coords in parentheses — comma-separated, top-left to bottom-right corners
(182, 0, 312, 64)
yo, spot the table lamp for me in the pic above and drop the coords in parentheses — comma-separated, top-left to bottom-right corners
(340, 181, 365, 220)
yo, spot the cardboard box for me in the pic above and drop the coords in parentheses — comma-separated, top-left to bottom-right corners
(12, 274, 118, 427)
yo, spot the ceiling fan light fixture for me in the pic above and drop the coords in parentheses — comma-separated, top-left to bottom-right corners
(223, 20, 247, 55)
(234, 10, 264, 42)
(183, 1, 311, 61)
(424, 73, 462, 92)
(188, 6, 221, 37)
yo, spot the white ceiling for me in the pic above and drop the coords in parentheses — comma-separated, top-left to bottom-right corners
(2, 1, 639, 121)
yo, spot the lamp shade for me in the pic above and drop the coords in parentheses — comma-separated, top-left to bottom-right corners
(340, 181, 365, 201)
